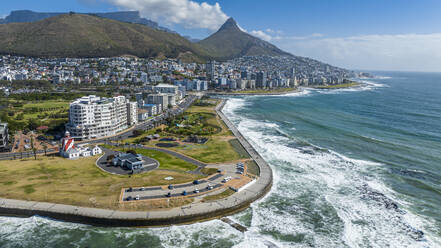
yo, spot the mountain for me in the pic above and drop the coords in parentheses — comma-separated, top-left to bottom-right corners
(198, 18, 292, 61)
(0, 10, 174, 33)
(0, 14, 209, 61)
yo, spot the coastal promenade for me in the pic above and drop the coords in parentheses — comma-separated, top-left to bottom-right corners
(0, 99, 273, 227)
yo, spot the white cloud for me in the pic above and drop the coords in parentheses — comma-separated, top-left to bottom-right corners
(273, 33, 441, 72)
(105, 0, 228, 30)
(250, 30, 273, 41)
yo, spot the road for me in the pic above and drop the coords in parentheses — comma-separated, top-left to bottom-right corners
(0, 95, 198, 161)
(0, 98, 274, 227)
(104, 142, 206, 169)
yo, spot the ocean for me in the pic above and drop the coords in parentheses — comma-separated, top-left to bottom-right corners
(1, 71, 440, 247)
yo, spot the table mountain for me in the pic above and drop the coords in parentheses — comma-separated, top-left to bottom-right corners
(0, 10, 173, 32)
(0, 14, 209, 61)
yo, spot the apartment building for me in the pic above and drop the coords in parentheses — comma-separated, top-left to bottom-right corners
(66, 95, 137, 140)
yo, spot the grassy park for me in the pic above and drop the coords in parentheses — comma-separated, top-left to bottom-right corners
(312, 81, 360, 89)
(125, 99, 248, 164)
(0, 93, 78, 136)
(202, 188, 235, 202)
(0, 154, 203, 210)
(103, 145, 198, 172)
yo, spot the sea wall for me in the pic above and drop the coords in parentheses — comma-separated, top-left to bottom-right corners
(0, 99, 273, 227)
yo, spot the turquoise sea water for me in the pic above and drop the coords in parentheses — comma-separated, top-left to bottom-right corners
(1, 71, 440, 247)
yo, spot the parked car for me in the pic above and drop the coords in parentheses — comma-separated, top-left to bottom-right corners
(168, 184, 174, 190)
(182, 190, 187, 196)
(166, 192, 172, 197)
(222, 176, 232, 183)
(194, 188, 200, 193)
(135, 195, 140, 200)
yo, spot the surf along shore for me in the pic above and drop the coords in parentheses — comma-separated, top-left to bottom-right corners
(0, 99, 273, 227)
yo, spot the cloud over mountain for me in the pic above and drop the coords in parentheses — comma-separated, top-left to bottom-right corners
(105, 0, 228, 30)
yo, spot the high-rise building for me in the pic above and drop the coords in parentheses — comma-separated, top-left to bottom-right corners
(206, 60, 216, 81)
(147, 94, 169, 111)
(66, 95, 136, 140)
(126, 101, 138, 126)
(256, 71, 267, 88)
(241, 71, 251, 80)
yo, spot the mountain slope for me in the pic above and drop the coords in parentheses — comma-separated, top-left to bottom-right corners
(199, 18, 292, 61)
(0, 14, 209, 60)
(0, 10, 173, 33)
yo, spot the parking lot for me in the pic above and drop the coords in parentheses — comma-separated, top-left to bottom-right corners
(121, 161, 252, 202)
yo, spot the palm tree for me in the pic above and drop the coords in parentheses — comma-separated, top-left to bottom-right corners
(30, 136, 37, 160)
(42, 143, 48, 156)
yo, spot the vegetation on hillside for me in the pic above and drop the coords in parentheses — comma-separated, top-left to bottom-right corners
(0, 14, 210, 62)
(199, 18, 291, 61)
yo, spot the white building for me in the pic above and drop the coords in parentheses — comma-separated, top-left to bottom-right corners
(66, 95, 137, 140)
(126, 101, 138, 126)
(60, 132, 103, 159)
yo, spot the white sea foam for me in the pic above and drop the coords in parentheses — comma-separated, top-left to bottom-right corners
(222, 98, 439, 247)
(1, 93, 439, 247)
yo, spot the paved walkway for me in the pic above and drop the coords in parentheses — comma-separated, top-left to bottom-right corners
(0, 99, 273, 227)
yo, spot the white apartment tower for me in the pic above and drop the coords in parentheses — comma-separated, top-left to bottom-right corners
(126, 101, 138, 126)
(66, 95, 137, 140)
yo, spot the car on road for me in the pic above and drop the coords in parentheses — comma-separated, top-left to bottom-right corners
(126, 196, 133, 201)
(207, 184, 213, 190)
(182, 190, 187, 196)
(194, 188, 199, 193)
(168, 184, 174, 190)
(135, 195, 140, 200)
(166, 192, 172, 197)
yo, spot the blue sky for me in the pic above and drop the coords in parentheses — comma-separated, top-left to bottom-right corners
(2, 0, 441, 72)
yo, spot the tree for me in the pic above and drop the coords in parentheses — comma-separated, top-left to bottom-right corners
(42, 143, 48, 156)
(30, 136, 37, 160)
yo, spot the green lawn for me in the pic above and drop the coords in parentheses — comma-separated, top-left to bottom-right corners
(0, 155, 203, 210)
(131, 148, 198, 171)
(23, 100, 70, 109)
(0, 98, 70, 133)
(246, 160, 260, 176)
(313, 82, 360, 89)
(230, 88, 296, 94)
(102, 145, 198, 172)
(168, 138, 242, 163)
(202, 188, 235, 202)
(229, 139, 251, 159)
(123, 99, 242, 164)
